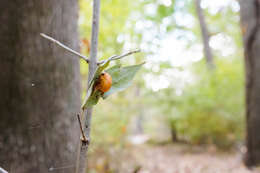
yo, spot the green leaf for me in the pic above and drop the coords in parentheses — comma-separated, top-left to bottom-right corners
(82, 90, 102, 109)
(102, 62, 144, 99)
(81, 57, 143, 108)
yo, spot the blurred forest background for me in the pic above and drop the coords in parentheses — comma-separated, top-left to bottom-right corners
(79, 0, 247, 172)
(2, 0, 258, 172)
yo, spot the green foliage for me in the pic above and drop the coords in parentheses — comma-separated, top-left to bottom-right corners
(83, 90, 103, 108)
(167, 60, 245, 148)
(103, 63, 144, 98)
(135, 0, 244, 148)
(79, 0, 245, 153)
(79, 0, 143, 153)
(82, 61, 143, 109)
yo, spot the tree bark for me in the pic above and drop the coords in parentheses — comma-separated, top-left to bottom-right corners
(239, 0, 260, 167)
(195, 0, 215, 69)
(0, 0, 80, 172)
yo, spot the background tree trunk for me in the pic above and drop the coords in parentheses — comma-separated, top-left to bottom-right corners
(195, 0, 215, 69)
(239, 0, 260, 167)
(0, 0, 80, 172)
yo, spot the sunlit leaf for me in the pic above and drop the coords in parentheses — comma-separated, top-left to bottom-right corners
(102, 62, 144, 99)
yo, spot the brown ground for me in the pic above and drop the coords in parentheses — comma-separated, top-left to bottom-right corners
(89, 144, 258, 173)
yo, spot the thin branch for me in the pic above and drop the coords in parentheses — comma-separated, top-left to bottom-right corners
(49, 165, 75, 171)
(75, 0, 100, 172)
(76, 113, 88, 143)
(40, 33, 140, 66)
(40, 33, 89, 63)
(0, 167, 8, 173)
(98, 49, 141, 65)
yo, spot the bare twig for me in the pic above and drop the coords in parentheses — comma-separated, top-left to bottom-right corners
(0, 167, 8, 173)
(76, 113, 88, 143)
(75, 0, 100, 172)
(40, 33, 89, 63)
(49, 165, 74, 171)
(110, 49, 141, 61)
(40, 33, 140, 66)
(98, 49, 141, 65)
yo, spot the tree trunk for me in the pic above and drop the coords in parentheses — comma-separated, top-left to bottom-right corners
(195, 0, 215, 69)
(0, 1, 80, 172)
(239, 0, 260, 167)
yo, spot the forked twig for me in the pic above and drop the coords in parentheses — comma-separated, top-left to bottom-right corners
(40, 33, 141, 65)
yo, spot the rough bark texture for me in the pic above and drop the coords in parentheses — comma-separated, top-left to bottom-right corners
(239, 0, 260, 167)
(195, 0, 215, 69)
(0, 0, 80, 172)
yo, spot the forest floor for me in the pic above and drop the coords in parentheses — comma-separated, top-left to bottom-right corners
(89, 143, 259, 173)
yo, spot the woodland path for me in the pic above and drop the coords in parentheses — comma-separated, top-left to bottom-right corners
(100, 144, 259, 173)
